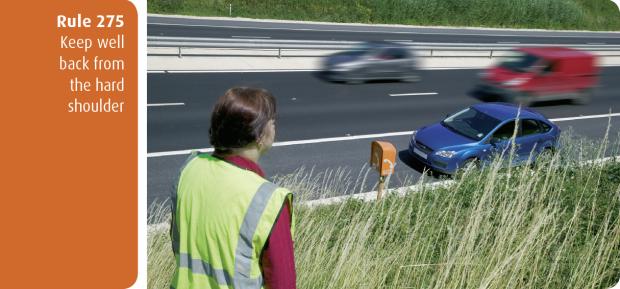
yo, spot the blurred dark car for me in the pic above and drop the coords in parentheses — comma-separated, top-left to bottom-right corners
(321, 41, 419, 84)
(471, 47, 599, 106)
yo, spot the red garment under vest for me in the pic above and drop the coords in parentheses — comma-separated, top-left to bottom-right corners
(220, 155, 297, 289)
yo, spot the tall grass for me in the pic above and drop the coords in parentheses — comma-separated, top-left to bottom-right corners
(148, 131, 620, 289)
(148, 0, 620, 31)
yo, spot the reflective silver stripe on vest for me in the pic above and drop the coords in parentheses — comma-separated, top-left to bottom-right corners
(234, 181, 278, 288)
(179, 253, 233, 286)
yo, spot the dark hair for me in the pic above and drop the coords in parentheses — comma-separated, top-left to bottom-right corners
(209, 87, 276, 153)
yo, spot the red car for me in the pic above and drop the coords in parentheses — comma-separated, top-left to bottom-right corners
(472, 47, 599, 105)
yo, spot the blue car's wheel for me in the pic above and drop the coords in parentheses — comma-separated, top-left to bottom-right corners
(456, 158, 480, 177)
(534, 148, 556, 168)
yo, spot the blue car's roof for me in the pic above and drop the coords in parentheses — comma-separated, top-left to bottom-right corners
(471, 103, 544, 121)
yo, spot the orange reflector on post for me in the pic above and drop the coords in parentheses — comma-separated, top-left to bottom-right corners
(370, 141, 397, 176)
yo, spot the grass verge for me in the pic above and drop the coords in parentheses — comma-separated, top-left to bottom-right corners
(148, 0, 620, 31)
(148, 131, 620, 289)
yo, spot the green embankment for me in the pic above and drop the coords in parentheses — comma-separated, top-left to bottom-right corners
(148, 0, 620, 31)
(148, 133, 620, 289)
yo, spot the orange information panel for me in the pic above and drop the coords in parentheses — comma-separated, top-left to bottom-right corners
(370, 141, 397, 176)
(0, 1, 137, 288)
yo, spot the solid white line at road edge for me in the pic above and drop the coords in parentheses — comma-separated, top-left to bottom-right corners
(551, 113, 620, 122)
(147, 103, 185, 107)
(389, 92, 438, 97)
(147, 130, 415, 157)
(231, 35, 271, 39)
(146, 112, 620, 158)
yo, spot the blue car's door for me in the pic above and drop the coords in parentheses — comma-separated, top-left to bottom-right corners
(516, 119, 544, 163)
(488, 120, 521, 166)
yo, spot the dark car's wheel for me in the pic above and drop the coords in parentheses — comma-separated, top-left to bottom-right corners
(346, 78, 363, 84)
(401, 73, 420, 83)
(345, 71, 365, 84)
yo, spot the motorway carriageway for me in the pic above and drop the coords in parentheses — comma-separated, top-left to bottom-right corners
(147, 16, 620, 45)
(147, 68, 620, 208)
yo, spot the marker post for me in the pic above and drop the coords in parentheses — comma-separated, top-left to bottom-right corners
(370, 141, 397, 201)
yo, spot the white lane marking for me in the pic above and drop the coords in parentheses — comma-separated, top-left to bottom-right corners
(147, 102, 185, 107)
(549, 113, 620, 122)
(147, 112, 620, 158)
(231, 35, 271, 39)
(389, 92, 438, 97)
(384, 39, 412, 42)
(147, 131, 414, 157)
(148, 22, 620, 39)
(148, 148, 214, 157)
(276, 131, 414, 145)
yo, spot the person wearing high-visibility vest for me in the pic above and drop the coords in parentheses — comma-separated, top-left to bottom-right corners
(170, 87, 296, 289)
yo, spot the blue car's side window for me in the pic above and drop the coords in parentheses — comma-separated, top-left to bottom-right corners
(492, 120, 518, 142)
(522, 119, 542, 136)
(537, 121, 552, 133)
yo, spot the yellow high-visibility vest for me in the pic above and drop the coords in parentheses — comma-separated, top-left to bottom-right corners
(170, 153, 294, 289)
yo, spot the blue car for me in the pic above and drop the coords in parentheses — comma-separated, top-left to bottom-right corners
(408, 103, 560, 174)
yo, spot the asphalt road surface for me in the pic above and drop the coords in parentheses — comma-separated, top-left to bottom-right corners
(147, 68, 620, 208)
(148, 16, 620, 45)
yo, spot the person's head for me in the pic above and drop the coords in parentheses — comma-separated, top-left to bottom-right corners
(209, 87, 277, 157)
